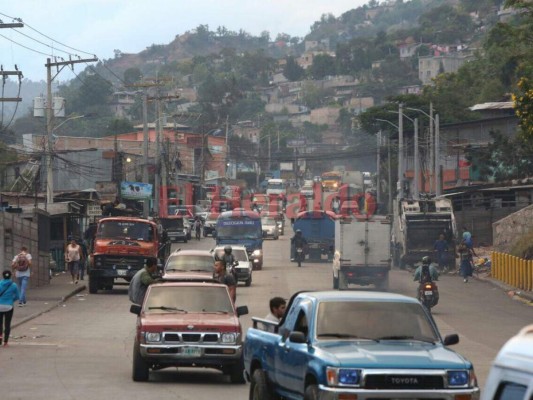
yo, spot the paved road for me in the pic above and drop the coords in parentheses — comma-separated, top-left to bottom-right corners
(1, 229, 532, 399)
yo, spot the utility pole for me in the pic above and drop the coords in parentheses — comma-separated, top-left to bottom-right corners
(429, 102, 434, 194)
(414, 118, 419, 200)
(154, 98, 161, 215)
(435, 113, 441, 196)
(268, 133, 271, 172)
(376, 130, 381, 205)
(398, 103, 404, 199)
(142, 92, 149, 217)
(225, 115, 230, 178)
(45, 56, 98, 205)
(0, 69, 23, 103)
(388, 136, 392, 214)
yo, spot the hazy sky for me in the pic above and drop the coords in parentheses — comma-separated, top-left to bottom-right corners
(0, 1, 366, 82)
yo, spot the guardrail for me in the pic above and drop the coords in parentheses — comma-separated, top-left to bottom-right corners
(492, 251, 533, 291)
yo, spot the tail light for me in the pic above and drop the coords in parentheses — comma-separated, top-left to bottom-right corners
(424, 283, 433, 289)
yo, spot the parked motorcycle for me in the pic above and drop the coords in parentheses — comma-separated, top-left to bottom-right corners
(418, 281, 439, 313)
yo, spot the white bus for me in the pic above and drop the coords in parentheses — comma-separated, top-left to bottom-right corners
(266, 178, 287, 196)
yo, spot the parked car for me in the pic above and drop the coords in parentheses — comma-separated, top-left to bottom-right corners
(261, 216, 279, 240)
(482, 324, 533, 400)
(163, 249, 214, 281)
(130, 281, 248, 382)
(213, 245, 253, 287)
(203, 212, 219, 237)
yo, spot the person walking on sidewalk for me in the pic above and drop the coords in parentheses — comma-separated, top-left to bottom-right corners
(65, 238, 84, 284)
(0, 270, 20, 347)
(11, 246, 32, 307)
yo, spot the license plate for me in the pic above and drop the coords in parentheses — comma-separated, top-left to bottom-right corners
(424, 291, 433, 296)
(181, 347, 201, 357)
(117, 269, 127, 276)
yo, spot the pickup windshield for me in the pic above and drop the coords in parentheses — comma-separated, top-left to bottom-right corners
(216, 224, 262, 240)
(144, 286, 233, 314)
(315, 301, 439, 342)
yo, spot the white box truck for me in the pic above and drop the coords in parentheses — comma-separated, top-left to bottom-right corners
(332, 215, 391, 290)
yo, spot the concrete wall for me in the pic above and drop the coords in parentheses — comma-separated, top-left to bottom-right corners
(1, 212, 49, 288)
(493, 204, 533, 253)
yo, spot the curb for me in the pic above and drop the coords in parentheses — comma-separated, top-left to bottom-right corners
(472, 273, 533, 303)
(12, 284, 87, 329)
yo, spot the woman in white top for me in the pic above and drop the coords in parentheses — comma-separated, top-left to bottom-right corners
(65, 239, 83, 284)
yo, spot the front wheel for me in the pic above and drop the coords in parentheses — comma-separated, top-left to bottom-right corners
(88, 276, 98, 294)
(245, 275, 252, 287)
(132, 341, 150, 382)
(249, 368, 276, 400)
(304, 384, 319, 400)
(228, 358, 246, 384)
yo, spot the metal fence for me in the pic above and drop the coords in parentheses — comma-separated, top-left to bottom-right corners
(492, 251, 533, 291)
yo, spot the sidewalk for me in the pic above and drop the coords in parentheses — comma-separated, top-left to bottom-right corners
(11, 272, 86, 329)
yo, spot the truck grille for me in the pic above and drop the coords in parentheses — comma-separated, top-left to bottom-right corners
(94, 256, 145, 269)
(163, 332, 220, 343)
(364, 374, 444, 389)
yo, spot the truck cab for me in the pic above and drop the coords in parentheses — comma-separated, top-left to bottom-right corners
(89, 217, 168, 294)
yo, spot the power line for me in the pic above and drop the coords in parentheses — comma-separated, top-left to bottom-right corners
(0, 32, 51, 56)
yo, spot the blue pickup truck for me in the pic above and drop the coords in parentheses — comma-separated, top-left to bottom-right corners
(244, 290, 480, 400)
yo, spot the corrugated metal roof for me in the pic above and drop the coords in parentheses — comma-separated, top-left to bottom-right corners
(469, 102, 514, 111)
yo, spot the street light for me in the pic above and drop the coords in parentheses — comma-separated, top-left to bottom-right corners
(405, 105, 440, 195)
(376, 118, 398, 213)
(46, 114, 91, 206)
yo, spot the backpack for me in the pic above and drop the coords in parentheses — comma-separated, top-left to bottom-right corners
(15, 253, 29, 272)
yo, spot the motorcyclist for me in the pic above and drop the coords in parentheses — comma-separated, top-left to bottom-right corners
(291, 229, 308, 265)
(221, 245, 237, 280)
(413, 256, 439, 305)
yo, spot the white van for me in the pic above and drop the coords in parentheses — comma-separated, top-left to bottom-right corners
(482, 324, 533, 400)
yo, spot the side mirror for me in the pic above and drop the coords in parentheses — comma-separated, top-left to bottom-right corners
(236, 305, 248, 317)
(130, 304, 141, 315)
(289, 331, 307, 344)
(443, 334, 459, 346)
(234, 260, 239, 266)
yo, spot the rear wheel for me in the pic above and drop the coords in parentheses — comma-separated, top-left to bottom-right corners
(132, 341, 149, 382)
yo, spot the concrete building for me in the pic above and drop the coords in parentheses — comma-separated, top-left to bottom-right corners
(418, 53, 474, 85)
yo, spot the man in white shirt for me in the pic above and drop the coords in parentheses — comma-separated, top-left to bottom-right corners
(263, 297, 287, 332)
(11, 246, 32, 307)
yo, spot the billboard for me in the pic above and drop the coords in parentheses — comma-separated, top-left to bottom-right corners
(280, 162, 293, 171)
(120, 181, 153, 200)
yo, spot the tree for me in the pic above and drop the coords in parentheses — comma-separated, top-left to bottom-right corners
(309, 54, 337, 79)
(124, 68, 142, 86)
(283, 56, 305, 81)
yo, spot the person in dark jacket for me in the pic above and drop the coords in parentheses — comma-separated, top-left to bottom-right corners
(0, 270, 20, 347)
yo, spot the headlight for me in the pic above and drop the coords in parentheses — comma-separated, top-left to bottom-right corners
(252, 250, 262, 257)
(326, 367, 361, 387)
(447, 370, 470, 386)
(221, 333, 237, 343)
(145, 332, 161, 342)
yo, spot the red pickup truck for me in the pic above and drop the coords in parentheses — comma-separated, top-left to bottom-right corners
(130, 281, 248, 383)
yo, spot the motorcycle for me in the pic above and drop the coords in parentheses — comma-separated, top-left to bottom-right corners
(295, 247, 304, 268)
(418, 281, 439, 313)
